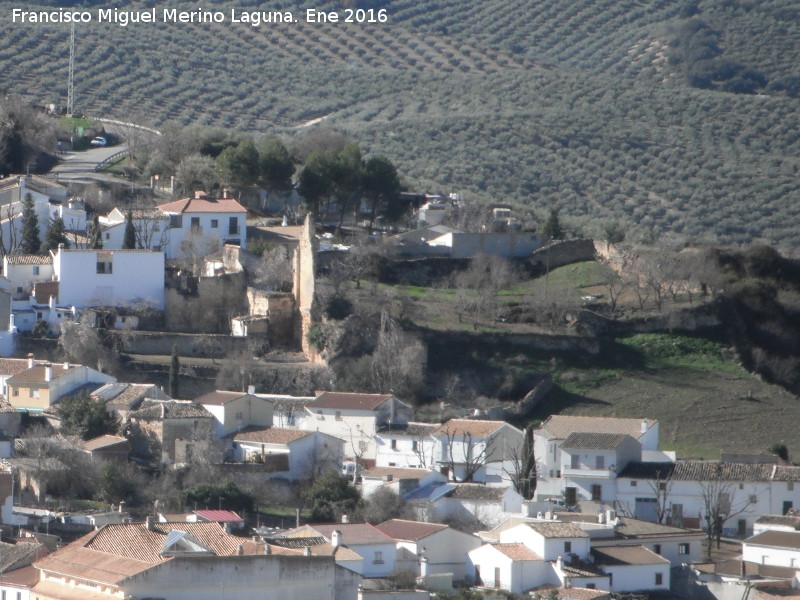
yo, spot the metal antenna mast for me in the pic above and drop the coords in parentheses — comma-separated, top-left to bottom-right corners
(67, 22, 75, 115)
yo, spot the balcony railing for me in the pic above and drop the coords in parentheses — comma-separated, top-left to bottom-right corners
(562, 466, 616, 479)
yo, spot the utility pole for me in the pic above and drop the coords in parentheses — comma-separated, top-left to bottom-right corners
(67, 22, 75, 115)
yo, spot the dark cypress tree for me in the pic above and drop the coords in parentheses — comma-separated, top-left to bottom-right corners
(541, 208, 564, 241)
(20, 193, 40, 254)
(169, 344, 180, 398)
(89, 214, 103, 249)
(42, 216, 70, 253)
(122, 211, 137, 249)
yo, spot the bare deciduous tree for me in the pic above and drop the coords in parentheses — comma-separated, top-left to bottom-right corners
(700, 470, 756, 556)
(505, 424, 537, 500)
(647, 467, 675, 525)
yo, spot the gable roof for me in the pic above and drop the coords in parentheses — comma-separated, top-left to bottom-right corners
(7, 364, 81, 385)
(129, 399, 212, 420)
(157, 194, 247, 214)
(524, 522, 589, 539)
(433, 419, 509, 438)
(745, 530, 800, 549)
(286, 523, 395, 546)
(538, 415, 655, 440)
(363, 467, 435, 481)
(0, 358, 32, 377)
(81, 435, 129, 452)
(591, 545, 669, 566)
(561, 432, 635, 450)
(195, 391, 256, 406)
(375, 519, 448, 542)
(91, 383, 165, 411)
(228, 426, 313, 445)
(619, 461, 776, 482)
(308, 391, 394, 411)
(193, 510, 243, 524)
(490, 543, 542, 561)
(5, 254, 53, 265)
(33, 522, 248, 585)
(754, 514, 800, 530)
(377, 422, 438, 437)
(447, 484, 508, 501)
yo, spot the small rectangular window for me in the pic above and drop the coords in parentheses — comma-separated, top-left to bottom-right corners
(679, 543, 689, 555)
(564, 541, 572, 553)
(630, 480, 637, 486)
(789, 481, 795, 491)
(335, 411, 342, 421)
(412, 440, 418, 452)
(655, 573, 663, 585)
(211, 219, 219, 228)
(390, 439, 397, 450)
(653, 544, 661, 555)
(32, 266, 39, 275)
(373, 551, 383, 564)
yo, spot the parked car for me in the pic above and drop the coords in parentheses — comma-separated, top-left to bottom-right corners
(90, 137, 107, 147)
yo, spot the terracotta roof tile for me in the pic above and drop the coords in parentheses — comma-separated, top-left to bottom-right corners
(377, 422, 438, 437)
(558, 558, 607, 577)
(195, 391, 254, 405)
(561, 432, 634, 450)
(129, 399, 212, 420)
(229, 426, 312, 445)
(591, 545, 669, 565)
(538, 415, 655, 439)
(81, 435, 129, 452)
(286, 523, 395, 546)
(363, 467, 434, 480)
(529, 585, 611, 600)
(92, 383, 164, 411)
(746, 530, 800, 549)
(491, 543, 542, 561)
(619, 461, 775, 482)
(309, 391, 394, 411)
(448, 484, 507, 501)
(7, 364, 80, 385)
(755, 514, 800, 529)
(5, 254, 52, 265)
(375, 519, 448, 541)
(0, 359, 31, 377)
(525, 522, 589, 538)
(193, 510, 243, 523)
(157, 195, 246, 214)
(433, 419, 508, 438)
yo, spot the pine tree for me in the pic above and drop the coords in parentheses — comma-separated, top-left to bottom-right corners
(20, 193, 40, 255)
(169, 344, 180, 398)
(122, 211, 137, 249)
(89, 214, 103, 249)
(42, 216, 69, 253)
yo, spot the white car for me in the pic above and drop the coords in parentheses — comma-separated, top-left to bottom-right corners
(90, 136, 107, 147)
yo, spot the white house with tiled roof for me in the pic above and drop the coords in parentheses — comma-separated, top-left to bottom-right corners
(743, 530, 800, 568)
(375, 422, 437, 469)
(6, 360, 115, 412)
(616, 460, 800, 536)
(278, 522, 397, 578)
(3, 254, 53, 302)
(32, 520, 361, 600)
(301, 392, 413, 463)
(590, 546, 670, 592)
(432, 419, 524, 484)
(196, 390, 273, 438)
(534, 415, 664, 500)
(375, 518, 482, 579)
(467, 543, 548, 592)
(227, 425, 343, 480)
(156, 190, 248, 258)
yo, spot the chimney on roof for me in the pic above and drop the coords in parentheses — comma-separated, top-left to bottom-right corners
(556, 556, 564, 572)
(146, 515, 155, 531)
(247, 385, 255, 395)
(27, 354, 34, 369)
(221, 188, 229, 198)
(641, 419, 648, 433)
(304, 546, 311, 556)
(63, 361, 69, 370)
(194, 191, 205, 199)
(341, 514, 350, 524)
(332, 529, 342, 548)
(237, 544, 244, 556)
(264, 543, 271, 555)
(598, 510, 606, 524)
(44, 365, 52, 382)
(119, 501, 125, 513)
(606, 508, 616, 524)
(224, 522, 233, 534)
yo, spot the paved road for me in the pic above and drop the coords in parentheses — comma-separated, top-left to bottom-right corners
(50, 142, 129, 184)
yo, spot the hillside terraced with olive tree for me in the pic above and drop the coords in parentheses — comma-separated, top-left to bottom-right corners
(3, 0, 800, 245)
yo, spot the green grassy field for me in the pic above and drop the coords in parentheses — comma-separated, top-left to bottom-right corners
(4, 0, 800, 246)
